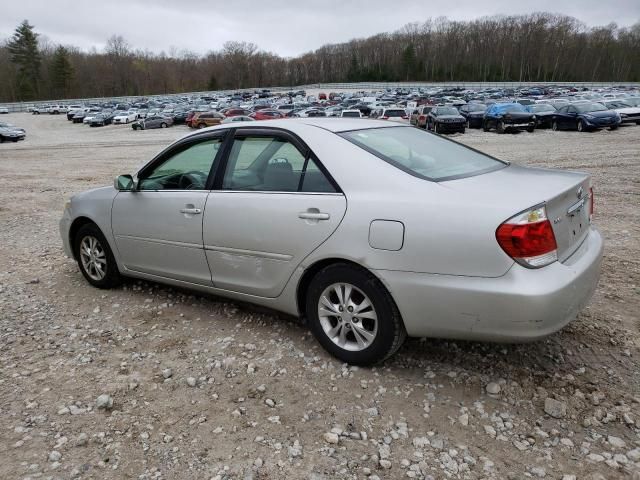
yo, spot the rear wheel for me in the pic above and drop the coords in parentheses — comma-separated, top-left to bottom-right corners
(433, 122, 439, 134)
(577, 119, 585, 132)
(305, 264, 406, 365)
(482, 120, 489, 132)
(496, 121, 505, 134)
(526, 125, 535, 133)
(198, 123, 207, 129)
(609, 125, 618, 130)
(73, 223, 121, 289)
(552, 121, 559, 131)
(161, 122, 167, 128)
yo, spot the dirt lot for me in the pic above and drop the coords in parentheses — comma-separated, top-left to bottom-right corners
(0, 113, 639, 480)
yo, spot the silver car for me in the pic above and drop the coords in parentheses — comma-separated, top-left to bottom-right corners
(60, 119, 603, 365)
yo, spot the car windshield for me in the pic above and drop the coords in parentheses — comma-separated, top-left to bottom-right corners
(575, 103, 607, 113)
(436, 107, 458, 115)
(468, 104, 486, 112)
(340, 126, 506, 181)
(530, 105, 555, 112)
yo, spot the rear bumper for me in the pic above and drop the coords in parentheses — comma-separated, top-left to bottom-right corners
(437, 122, 466, 132)
(376, 227, 603, 341)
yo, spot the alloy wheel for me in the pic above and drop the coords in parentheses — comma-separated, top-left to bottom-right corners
(317, 283, 378, 352)
(79, 235, 107, 281)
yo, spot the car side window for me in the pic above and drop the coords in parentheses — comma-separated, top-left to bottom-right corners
(138, 139, 221, 191)
(222, 135, 336, 193)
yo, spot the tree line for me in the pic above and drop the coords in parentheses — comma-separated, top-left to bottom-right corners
(1, 13, 639, 102)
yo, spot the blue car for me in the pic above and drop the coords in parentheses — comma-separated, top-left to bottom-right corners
(482, 103, 536, 133)
(551, 102, 621, 132)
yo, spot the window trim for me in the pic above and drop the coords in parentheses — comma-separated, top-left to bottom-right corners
(211, 127, 342, 194)
(135, 130, 229, 192)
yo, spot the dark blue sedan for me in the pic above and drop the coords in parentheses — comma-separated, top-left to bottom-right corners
(551, 102, 621, 132)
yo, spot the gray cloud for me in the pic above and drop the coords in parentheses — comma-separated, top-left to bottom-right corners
(2, 0, 639, 57)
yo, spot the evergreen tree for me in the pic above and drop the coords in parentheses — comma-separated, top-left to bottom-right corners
(50, 46, 73, 97)
(401, 43, 417, 81)
(207, 73, 218, 91)
(7, 20, 41, 100)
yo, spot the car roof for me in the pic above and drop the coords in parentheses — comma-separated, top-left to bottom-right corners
(185, 118, 404, 138)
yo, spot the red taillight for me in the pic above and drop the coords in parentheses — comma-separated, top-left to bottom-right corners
(496, 206, 558, 268)
(381, 116, 389, 120)
(402, 115, 408, 119)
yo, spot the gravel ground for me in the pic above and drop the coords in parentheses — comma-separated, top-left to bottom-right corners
(0, 113, 639, 480)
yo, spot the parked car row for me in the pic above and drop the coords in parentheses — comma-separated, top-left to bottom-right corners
(17, 84, 640, 137)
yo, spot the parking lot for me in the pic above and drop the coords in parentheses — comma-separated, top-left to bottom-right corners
(0, 113, 639, 479)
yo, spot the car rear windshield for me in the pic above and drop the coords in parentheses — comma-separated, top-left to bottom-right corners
(340, 126, 506, 181)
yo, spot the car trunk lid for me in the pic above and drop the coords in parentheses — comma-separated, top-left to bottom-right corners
(443, 164, 591, 262)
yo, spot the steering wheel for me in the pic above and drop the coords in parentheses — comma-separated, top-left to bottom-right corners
(178, 171, 207, 190)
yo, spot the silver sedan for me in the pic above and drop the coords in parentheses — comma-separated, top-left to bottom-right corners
(60, 119, 603, 365)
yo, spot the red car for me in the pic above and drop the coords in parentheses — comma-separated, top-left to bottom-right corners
(185, 111, 196, 128)
(318, 92, 327, 100)
(249, 110, 285, 120)
(223, 108, 252, 118)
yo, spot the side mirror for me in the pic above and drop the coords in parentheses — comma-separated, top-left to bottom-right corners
(115, 174, 135, 191)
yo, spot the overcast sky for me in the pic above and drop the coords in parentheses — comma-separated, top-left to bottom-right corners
(2, 0, 639, 57)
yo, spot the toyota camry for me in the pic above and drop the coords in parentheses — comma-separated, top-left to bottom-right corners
(60, 119, 603, 365)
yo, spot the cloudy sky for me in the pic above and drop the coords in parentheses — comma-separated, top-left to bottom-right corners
(2, 0, 639, 57)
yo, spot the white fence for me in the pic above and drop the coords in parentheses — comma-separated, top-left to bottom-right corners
(3, 81, 639, 113)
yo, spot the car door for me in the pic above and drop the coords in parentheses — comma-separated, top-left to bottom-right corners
(111, 132, 226, 284)
(203, 128, 347, 298)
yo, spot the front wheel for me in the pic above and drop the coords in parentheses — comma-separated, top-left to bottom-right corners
(161, 122, 167, 128)
(433, 122, 439, 134)
(197, 123, 207, 129)
(305, 264, 406, 365)
(526, 125, 535, 133)
(496, 120, 505, 134)
(609, 125, 618, 130)
(577, 119, 585, 132)
(552, 121, 559, 131)
(73, 223, 121, 289)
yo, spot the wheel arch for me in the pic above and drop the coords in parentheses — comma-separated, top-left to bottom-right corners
(295, 257, 403, 324)
(68, 216, 99, 260)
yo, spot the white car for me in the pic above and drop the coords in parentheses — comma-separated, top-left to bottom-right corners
(48, 105, 68, 114)
(83, 112, 102, 124)
(113, 111, 137, 124)
(602, 100, 640, 124)
(32, 105, 50, 114)
(341, 109, 363, 118)
(371, 107, 409, 123)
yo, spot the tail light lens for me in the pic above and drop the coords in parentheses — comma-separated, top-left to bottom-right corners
(496, 205, 558, 268)
(402, 115, 408, 119)
(381, 116, 389, 120)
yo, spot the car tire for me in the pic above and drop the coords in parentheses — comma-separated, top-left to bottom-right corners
(577, 120, 585, 132)
(460, 127, 466, 134)
(0, 136, 4, 143)
(609, 125, 618, 130)
(161, 122, 167, 128)
(552, 121, 559, 131)
(73, 223, 122, 289)
(305, 264, 406, 365)
(433, 122, 439, 134)
(198, 123, 207, 129)
(466, 120, 470, 129)
(497, 121, 505, 134)
(482, 121, 489, 132)
(526, 125, 535, 133)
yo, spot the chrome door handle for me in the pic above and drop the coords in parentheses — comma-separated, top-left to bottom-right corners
(180, 208, 202, 214)
(298, 212, 330, 220)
